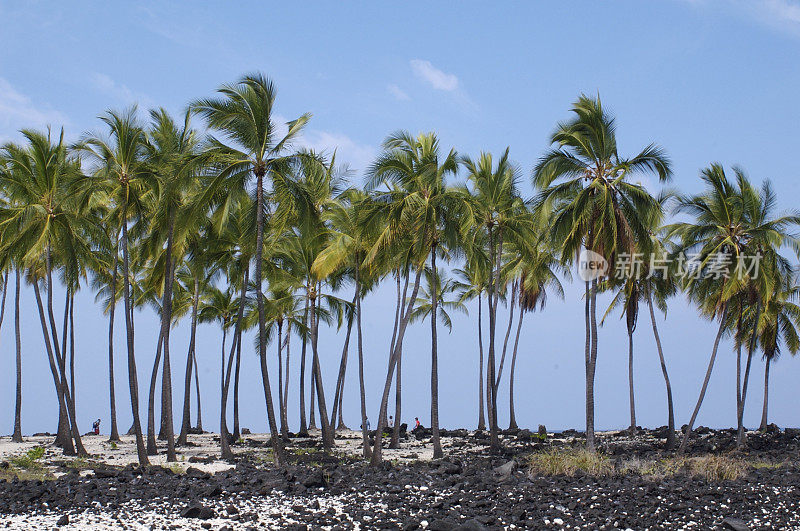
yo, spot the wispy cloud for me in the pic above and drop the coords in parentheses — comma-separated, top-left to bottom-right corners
(0, 78, 68, 143)
(410, 59, 459, 91)
(90, 73, 153, 108)
(387, 83, 410, 101)
(678, 0, 800, 36)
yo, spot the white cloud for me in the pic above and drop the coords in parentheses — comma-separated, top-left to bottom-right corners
(387, 83, 410, 101)
(299, 130, 377, 176)
(90, 73, 153, 108)
(410, 59, 459, 91)
(761, 0, 800, 24)
(0, 78, 68, 143)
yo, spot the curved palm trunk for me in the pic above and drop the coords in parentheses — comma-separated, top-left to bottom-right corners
(107, 249, 120, 442)
(737, 303, 762, 447)
(12, 269, 23, 443)
(32, 279, 74, 455)
(647, 291, 675, 449)
(477, 292, 486, 431)
(46, 252, 87, 457)
(355, 266, 371, 459)
(370, 266, 423, 466)
(627, 323, 636, 433)
(254, 169, 283, 463)
(495, 281, 517, 388)
(680, 305, 728, 454)
(178, 279, 200, 446)
(486, 227, 502, 452)
(508, 304, 524, 430)
(147, 331, 164, 455)
(430, 247, 443, 459)
(55, 291, 70, 449)
(759, 357, 771, 431)
(310, 290, 334, 450)
(121, 217, 148, 466)
(331, 289, 357, 431)
(298, 294, 310, 436)
(221, 268, 248, 460)
(390, 271, 409, 449)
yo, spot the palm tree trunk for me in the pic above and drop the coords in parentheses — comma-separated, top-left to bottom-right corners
(283, 326, 291, 437)
(298, 293, 310, 436)
(158, 221, 177, 461)
(390, 270, 409, 449)
(759, 356, 771, 431)
(121, 215, 148, 466)
(331, 288, 357, 430)
(309, 367, 317, 430)
(46, 250, 87, 457)
(508, 304, 524, 430)
(583, 280, 591, 452)
(355, 265, 371, 459)
(233, 319, 242, 440)
(477, 292, 486, 431)
(647, 290, 675, 449)
(627, 324, 636, 433)
(680, 304, 728, 454)
(738, 303, 762, 447)
(32, 278, 75, 456)
(108, 247, 120, 442)
(310, 288, 334, 449)
(193, 350, 202, 431)
(12, 269, 23, 443)
(486, 227, 500, 452)
(147, 331, 164, 455)
(55, 290, 70, 450)
(178, 280, 200, 445)
(587, 278, 599, 452)
(277, 320, 288, 439)
(495, 280, 517, 388)
(430, 247, 443, 459)
(69, 294, 76, 413)
(370, 266, 424, 466)
(221, 267, 248, 460)
(254, 169, 283, 463)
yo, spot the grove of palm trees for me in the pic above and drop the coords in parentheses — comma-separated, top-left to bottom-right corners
(2, 71, 800, 528)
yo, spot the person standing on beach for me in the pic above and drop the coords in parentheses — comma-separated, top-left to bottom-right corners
(388, 416, 394, 428)
(92, 419, 101, 435)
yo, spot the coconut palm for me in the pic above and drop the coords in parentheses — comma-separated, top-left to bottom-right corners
(461, 148, 534, 451)
(191, 74, 311, 463)
(0, 129, 94, 457)
(366, 131, 460, 462)
(666, 165, 797, 451)
(533, 95, 671, 452)
(757, 281, 800, 430)
(76, 108, 154, 465)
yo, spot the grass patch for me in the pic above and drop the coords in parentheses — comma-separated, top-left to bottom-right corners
(530, 450, 749, 481)
(167, 462, 185, 474)
(10, 446, 45, 469)
(1, 447, 54, 481)
(528, 448, 614, 477)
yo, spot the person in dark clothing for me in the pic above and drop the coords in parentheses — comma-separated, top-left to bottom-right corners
(92, 419, 101, 435)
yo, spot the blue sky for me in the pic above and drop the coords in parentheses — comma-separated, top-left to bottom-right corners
(2, 1, 800, 436)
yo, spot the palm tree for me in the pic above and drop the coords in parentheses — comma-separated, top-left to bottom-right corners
(533, 95, 671, 452)
(0, 129, 93, 457)
(666, 165, 796, 451)
(366, 131, 460, 462)
(455, 252, 490, 431)
(77, 108, 154, 466)
(508, 241, 564, 429)
(461, 148, 534, 451)
(191, 73, 311, 463)
(12, 267, 23, 442)
(757, 281, 800, 430)
(313, 188, 380, 457)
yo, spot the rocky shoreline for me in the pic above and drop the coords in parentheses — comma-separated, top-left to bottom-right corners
(1, 426, 799, 529)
